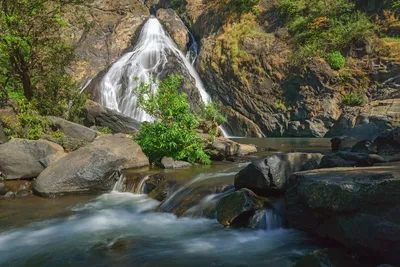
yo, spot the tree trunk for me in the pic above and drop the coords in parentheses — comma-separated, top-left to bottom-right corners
(21, 72, 33, 101)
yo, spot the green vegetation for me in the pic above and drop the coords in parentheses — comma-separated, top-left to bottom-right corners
(216, 14, 271, 82)
(169, 0, 185, 14)
(326, 51, 346, 69)
(97, 126, 113, 134)
(133, 75, 225, 165)
(342, 92, 366, 106)
(1, 100, 49, 140)
(278, 0, 375, 63)
(0, 0, 87, 125)
(229, 0, 260, 15)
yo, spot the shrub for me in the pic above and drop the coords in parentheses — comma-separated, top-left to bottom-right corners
(97, 126, 113, 134)
(229, 0, 260, 15)
(342, 93, 366, 106)
(2, 99, 49, 140)
(133, 75, 224, 165)
(326, 51, 346, 69)
(278, 0, 375, 63)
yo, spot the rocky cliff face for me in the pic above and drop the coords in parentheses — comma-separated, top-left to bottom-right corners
(182, 0, 400, 137)
(62, 0, 149, 86)
(63, 0, 400, 138)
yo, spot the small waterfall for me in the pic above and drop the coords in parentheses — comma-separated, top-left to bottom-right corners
(185, 30, 198, 64)
(265, 209, 283, 230)
(113, 173, 151, 194)
(99, 17, 211, 122)
(112, 174, 126, 192)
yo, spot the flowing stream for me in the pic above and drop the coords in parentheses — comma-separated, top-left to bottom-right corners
(0, 139, 331, 266)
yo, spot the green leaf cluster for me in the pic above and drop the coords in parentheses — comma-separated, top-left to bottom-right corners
(133, 75, 225, 165)
(342, 92, 366, 106)
(326, 51, 346, 69)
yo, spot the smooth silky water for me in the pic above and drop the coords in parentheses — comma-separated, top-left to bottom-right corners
(0, 138, 329, 267)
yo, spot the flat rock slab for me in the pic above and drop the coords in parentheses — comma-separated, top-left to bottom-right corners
(32, 134, 149, 197)
(286, 163, 400, 263)
(47, 116, 98, 142)
(0, 139, 66, 180)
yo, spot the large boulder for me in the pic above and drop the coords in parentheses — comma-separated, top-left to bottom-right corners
(32, 134, 149, 197)
(216, 188, 266, 227)
(234, 153, 324, 194)
(83, 100, 140, 134)
(0, 139, 66, 180)
(373, 127, 400, 156)
(205, 136, 257, 161)
(286, 163, 400, 264)
(47, 116, 98, 142)
(156, 8, 189, 52)
(319, 152, 386, 168)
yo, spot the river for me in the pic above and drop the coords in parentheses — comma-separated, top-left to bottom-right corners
(0, 138, 330, 267)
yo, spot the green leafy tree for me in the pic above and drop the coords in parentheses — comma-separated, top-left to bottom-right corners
(133, 75, 225, 165)
(0, 0, 86, 121)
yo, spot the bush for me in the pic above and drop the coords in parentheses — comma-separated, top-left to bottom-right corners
(326, 51, 346, 69)
(97, 126, 113, 134)
(2, 99, 49, 140)
(278, 0, 375, 63)
(229, 0, 260, 15)
(342, 93, 366, 106)
(133, 75, 224, 165)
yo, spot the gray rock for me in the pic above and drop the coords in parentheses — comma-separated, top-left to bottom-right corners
(205, 136, 257, 161)
(161, 157, 192, 169)
(294, 248, 364, 267)
(83, 100, 140, 134)
(216, 188, 266, 227)
(47, 116, 98, 142)
(319, 152, 386, 169)
(0, 124, 8, 144)
(373, 127, 400, 156)
(331, 136, 358, 152)
(286, 163, 400, 263)
(4, 191, 15, 199)
(0, 139, 66, 180)
(234, 153, 324, 194)
(351, 140, 378, 154)
(157, 8, 189, 52)
(144, 173, 166, 195)
(32, 134, 149, 197)
(286, 119, 328, 138)
(0, 182, 8, 195)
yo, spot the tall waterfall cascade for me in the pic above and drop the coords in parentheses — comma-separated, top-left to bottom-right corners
(100, 17, 211, 122)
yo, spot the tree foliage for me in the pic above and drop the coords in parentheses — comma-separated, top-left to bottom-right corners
(133, 75, 225, 165)
(0, 0, 86, 121)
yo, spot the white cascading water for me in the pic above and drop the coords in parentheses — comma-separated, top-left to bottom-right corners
(99, 17, 211, 122)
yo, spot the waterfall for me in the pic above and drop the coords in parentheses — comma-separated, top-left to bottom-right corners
(265, 209, 283, 230)
(99, 17, 212, 122)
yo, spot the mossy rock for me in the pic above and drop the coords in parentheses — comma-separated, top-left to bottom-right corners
(216, 188, 268, 227)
